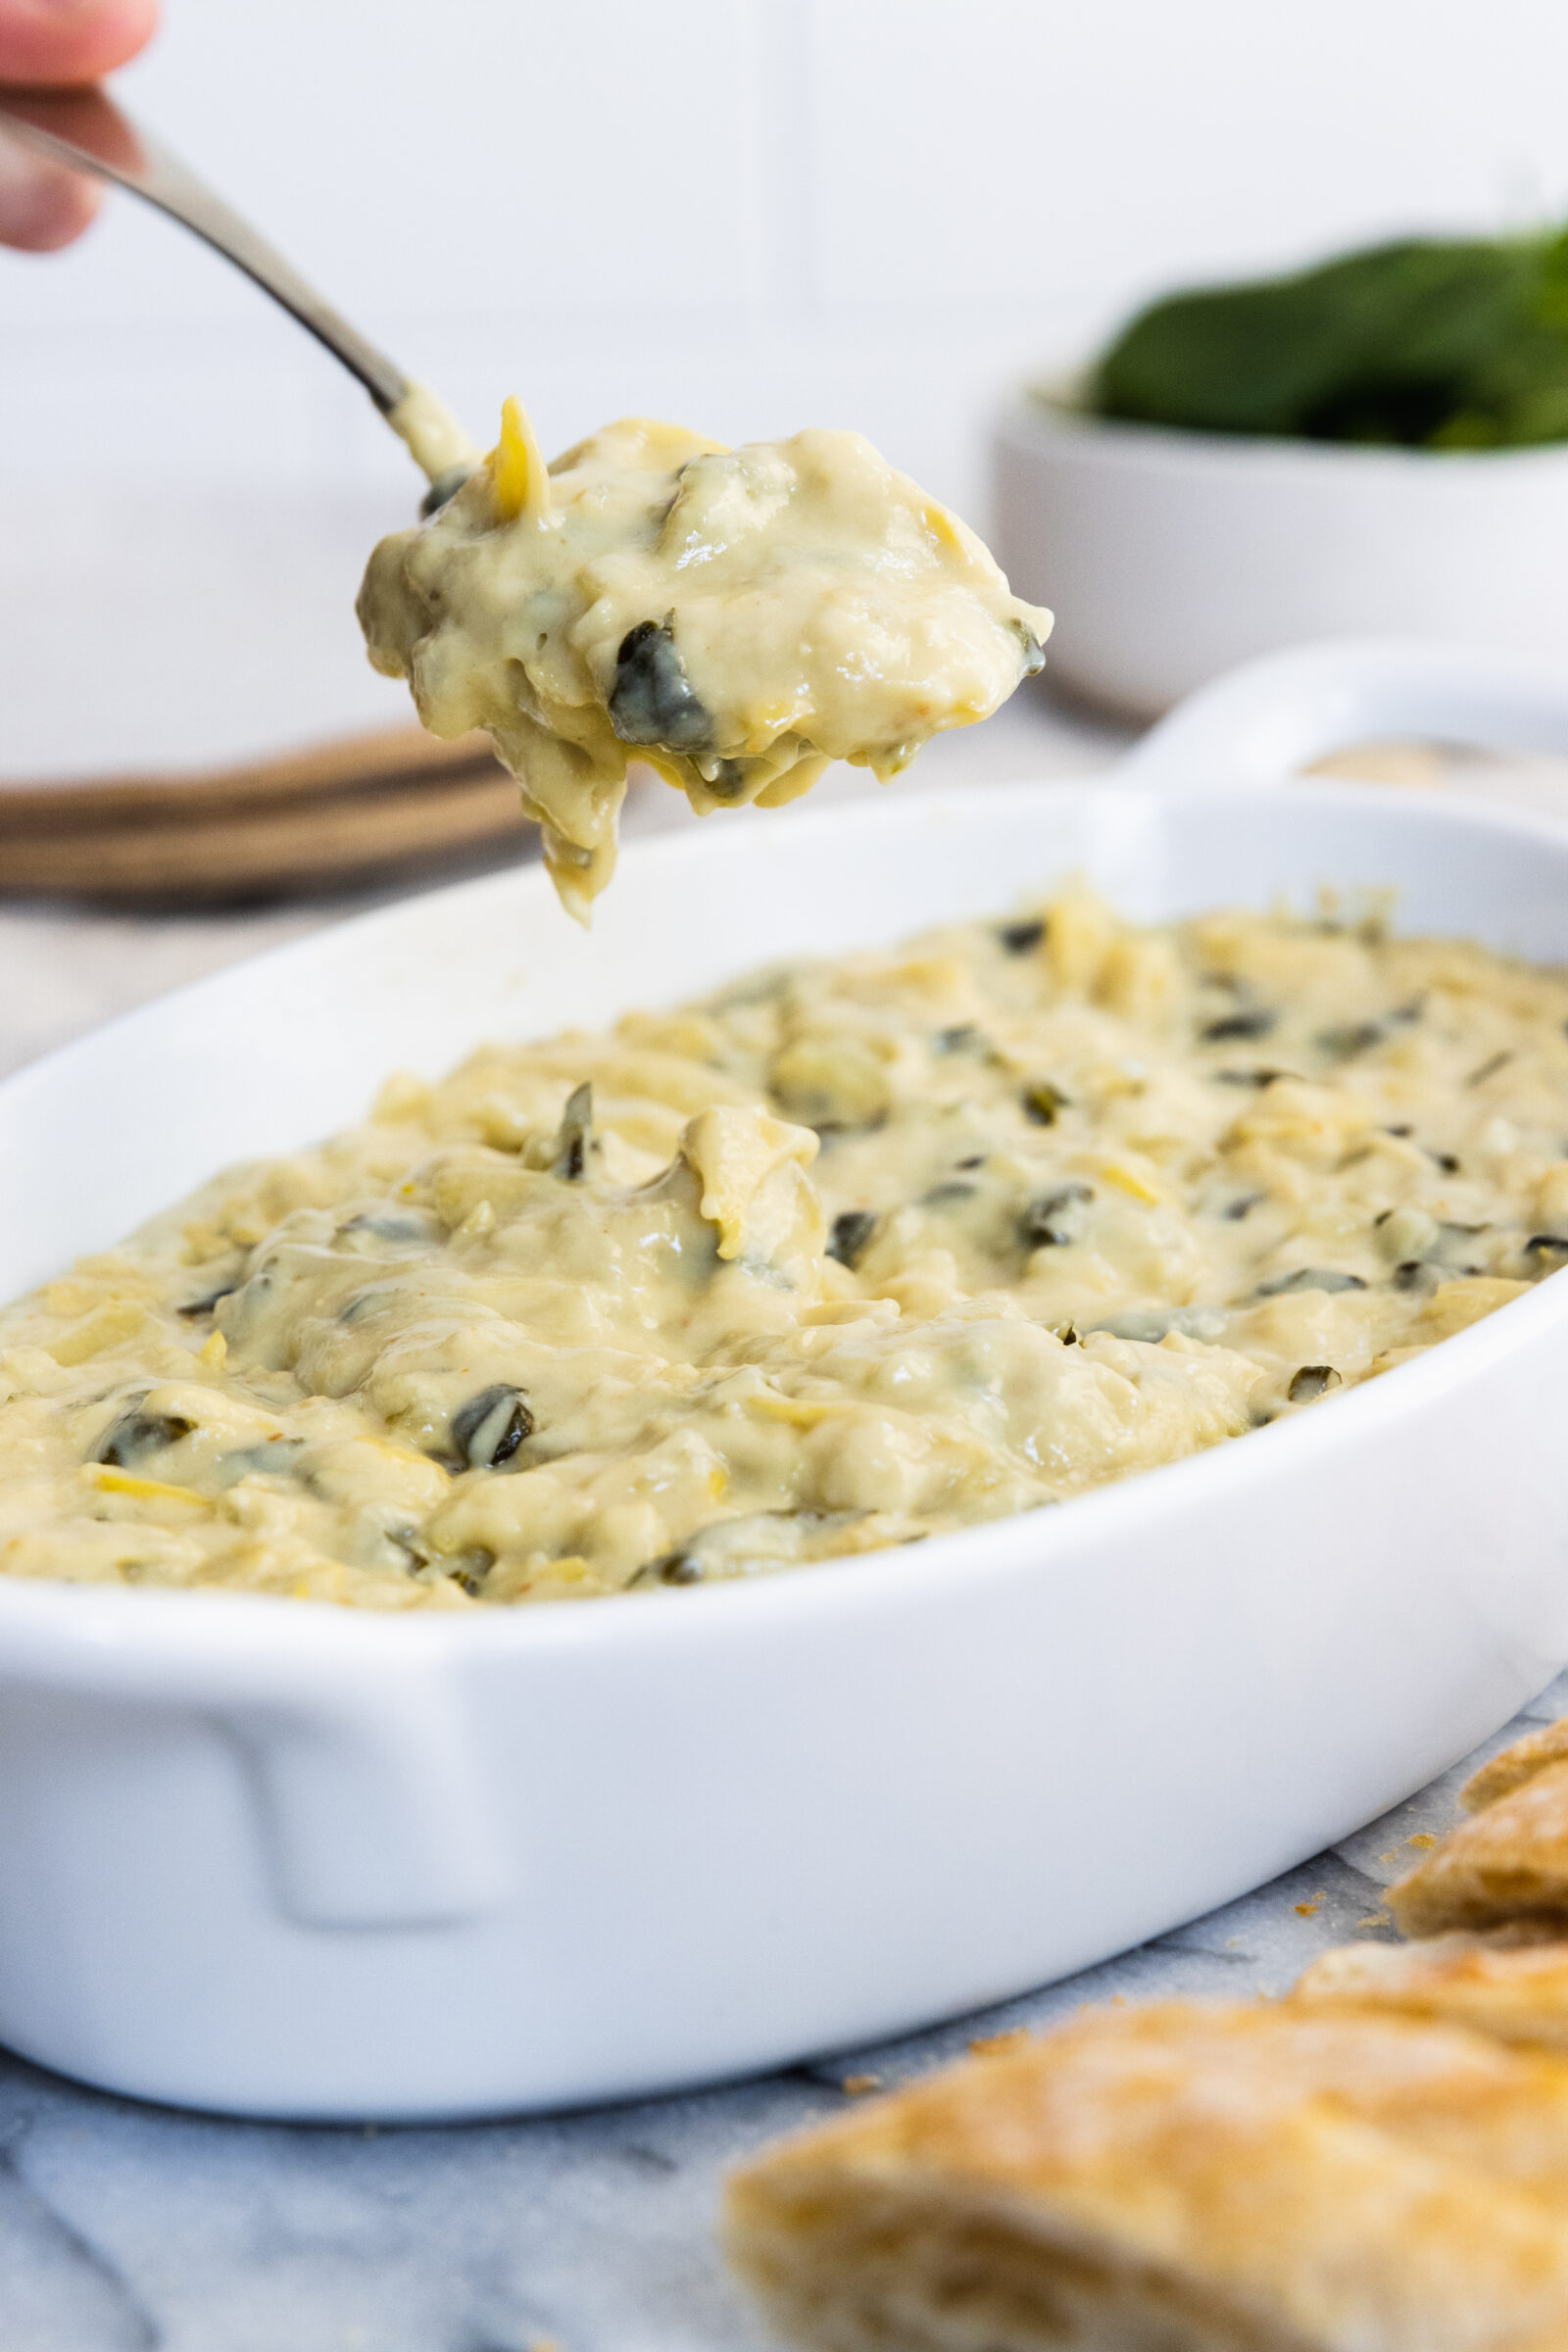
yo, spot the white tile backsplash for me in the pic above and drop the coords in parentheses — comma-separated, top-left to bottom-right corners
(3, 0, 1567, 671)
(0, 485, 412, 778)
(808, 0, 1568, 318)
(3, 0, 766, 329)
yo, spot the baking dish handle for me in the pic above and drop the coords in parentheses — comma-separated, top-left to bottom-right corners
(0, 1608, 509, 1930)
(215, 1659, 512, 1931)
(1114, 638, 1568, 790)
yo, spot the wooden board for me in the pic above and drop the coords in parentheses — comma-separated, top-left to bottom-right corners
(0, 726, 535, 904)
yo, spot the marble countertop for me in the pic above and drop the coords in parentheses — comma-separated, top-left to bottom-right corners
(4, 686, 1568, 2349)
(0, 1675, 1563, 2352)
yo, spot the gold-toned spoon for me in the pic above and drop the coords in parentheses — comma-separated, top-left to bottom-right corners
(0, 81, 477, 511)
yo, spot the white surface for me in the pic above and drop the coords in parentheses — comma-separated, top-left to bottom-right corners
(3, 0, 1568, 533)
(0, 487, 413, 779)
(4, 646, 1568, 2118)
(997, 404, 1568, 716)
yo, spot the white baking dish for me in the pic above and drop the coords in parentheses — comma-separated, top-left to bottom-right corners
(994, 397, 1568, 717)
(4, 639, 1568, 2123)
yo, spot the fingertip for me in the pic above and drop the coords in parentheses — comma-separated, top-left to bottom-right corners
(0, 0, 160, 86)
(0, 152, 103, 251)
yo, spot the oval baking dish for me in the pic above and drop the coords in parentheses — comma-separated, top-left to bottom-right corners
(3, 639, 1568, 2123)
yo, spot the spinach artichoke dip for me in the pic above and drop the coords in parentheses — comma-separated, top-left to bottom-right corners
(358, 403, 1053, 919)
(2, 888, 1567, 1611)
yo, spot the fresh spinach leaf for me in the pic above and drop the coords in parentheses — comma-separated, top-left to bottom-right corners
(1082, 229, 1568, 449)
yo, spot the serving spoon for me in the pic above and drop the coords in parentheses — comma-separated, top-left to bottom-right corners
(0, 81, 478, 511)
(0, 80, 516, 903)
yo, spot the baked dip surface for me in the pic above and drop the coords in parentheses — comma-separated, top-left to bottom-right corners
(3, 887, 1566, 1610)
(359, 408, 1052, 918)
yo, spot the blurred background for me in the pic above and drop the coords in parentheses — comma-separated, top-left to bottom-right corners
(8, 0, 1568, 768)
(4, 0, 1568, 1054)
(17, 0, 1568, 514)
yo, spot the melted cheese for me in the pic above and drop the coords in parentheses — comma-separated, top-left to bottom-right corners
(358, 408, 1053, 919)
(1, 888, 1565, 1610)
(385, 381, 480, 488)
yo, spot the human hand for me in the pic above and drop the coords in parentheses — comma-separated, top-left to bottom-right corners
(0, 0, 158, 249)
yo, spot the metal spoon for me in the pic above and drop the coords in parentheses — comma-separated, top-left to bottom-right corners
(0, 81, 478, 511)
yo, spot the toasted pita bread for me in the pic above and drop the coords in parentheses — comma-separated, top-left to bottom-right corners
(1464, 1721, 1568, 1815)
(1391, 1758, 1568, 1937)
(726, 1999, 1568, 2352)
(1296, 1925, 1568, 2052)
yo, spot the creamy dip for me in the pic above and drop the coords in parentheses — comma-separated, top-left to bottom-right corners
(385, 380, 480, 489)
(2, 889, 1566, 1609)
(358, 405, 1053, 919)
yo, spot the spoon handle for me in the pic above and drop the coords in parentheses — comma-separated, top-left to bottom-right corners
(0, 82, 409, 416)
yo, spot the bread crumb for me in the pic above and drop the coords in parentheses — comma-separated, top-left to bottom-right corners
(1357, 1910, 1392, 1929)
(968, 2029, 1030, 2058)
(841, 2073, 882, 2096)
(1294, 1901, 1320, 1917)
(1407, 1833, 1438, 1849)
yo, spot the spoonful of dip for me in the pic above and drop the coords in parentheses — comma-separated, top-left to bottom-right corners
(357, 406, 1053, 918)
(0, 84, 1053, 920)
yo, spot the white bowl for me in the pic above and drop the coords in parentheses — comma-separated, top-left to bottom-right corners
(4, 640, 1568, 2123)
(994, 399, 1568, 718)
